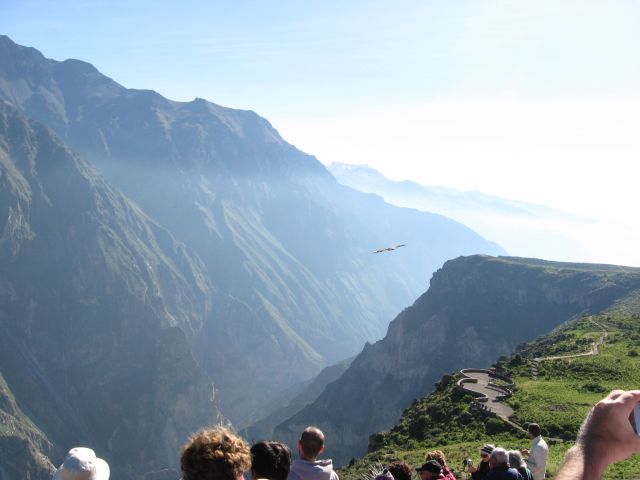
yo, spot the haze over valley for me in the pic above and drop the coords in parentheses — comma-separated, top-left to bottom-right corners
(1, 2, 639, 479)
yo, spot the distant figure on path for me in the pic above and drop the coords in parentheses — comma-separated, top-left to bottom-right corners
(387, 461, 412, 480)
(251, 441, 292, 480)
(483, 448, 523, 480)
(415, 460, 445, 479)
(288, 426, 339, 480)
(521, 424, 548, 480)
(52, 447, 110, 480)
(555, 389, 640, 479)
(181, 426, 251, 480)
(508, 451, 533, 480)
(469, 444, 494, 480)
(425, 450, 455, 480)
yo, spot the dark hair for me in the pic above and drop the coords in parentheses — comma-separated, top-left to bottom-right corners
(299, 427, 325, 458)
(528, 423, 542, 437)
(181, 426, 251, 480)
(388, 462, 412, 480)
(250, 441, 291, 480)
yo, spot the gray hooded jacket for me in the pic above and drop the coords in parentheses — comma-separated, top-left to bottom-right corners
(289, 459, 339, 480)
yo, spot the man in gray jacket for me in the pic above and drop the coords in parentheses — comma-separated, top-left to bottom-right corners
(288, 426, 339, 480)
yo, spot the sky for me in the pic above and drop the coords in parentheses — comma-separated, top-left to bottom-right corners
(2, 0, 640, 264)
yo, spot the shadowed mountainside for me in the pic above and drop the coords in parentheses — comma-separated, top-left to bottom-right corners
(0, 101, 222, 480)
(274, 255, 640, 466)
(0, 35, 504, 425)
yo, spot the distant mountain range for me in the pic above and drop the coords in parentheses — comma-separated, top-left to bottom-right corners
(327, 163, 598, 262)
(0, 35, 504, 478)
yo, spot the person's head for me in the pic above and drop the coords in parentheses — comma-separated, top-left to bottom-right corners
(489, 448, 509, 469)
(373, 468, 394, 480)
(527, 423, 542, 440)
(387, 462, 412, 480)
(250, 441, 291, 480)
(424, 451, 448, 469)
(298, 426, 325, 461)
(53, 447, 110, 480)
(508, 450, 526, 469)
(479, 444, 494, 463)
(416, 460, 444, 480)
(181, 426, 251, 480)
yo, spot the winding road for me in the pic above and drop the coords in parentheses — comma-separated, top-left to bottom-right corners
(531, 317, 608, 379)
(458, 317, 609, 433)
(460, 371, 514, 419)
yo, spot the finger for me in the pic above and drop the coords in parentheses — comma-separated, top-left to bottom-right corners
(607, 389, 626, 401)
(616, 390, 640, 408)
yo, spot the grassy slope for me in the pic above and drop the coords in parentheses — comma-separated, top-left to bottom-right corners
(339, 299, 640, 480)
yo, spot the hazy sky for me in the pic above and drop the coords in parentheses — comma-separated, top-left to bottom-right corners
(2, 1, 640, 263)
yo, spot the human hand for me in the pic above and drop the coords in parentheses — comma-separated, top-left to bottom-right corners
(576, 389, 640, 469)
(520, 449, 529, 456)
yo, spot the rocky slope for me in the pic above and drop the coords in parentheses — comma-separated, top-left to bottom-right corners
(341, 301, 640, 480)
(0, 35, 504, 425)
(274, 255, 640, 465)
(244, 357, 353, 442)
(0, 101, 222, 479)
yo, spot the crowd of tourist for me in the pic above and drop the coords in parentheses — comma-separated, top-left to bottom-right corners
(50, 389, 640, 480)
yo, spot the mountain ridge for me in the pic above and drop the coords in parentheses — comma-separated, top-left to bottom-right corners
(0, 34, 505, 426)
(0, 100, 223, 479)
(327, 162, 599, 262)
(274, 255, 640, 466)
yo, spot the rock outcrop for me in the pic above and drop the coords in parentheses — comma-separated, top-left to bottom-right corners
(275, 255, 640, 465)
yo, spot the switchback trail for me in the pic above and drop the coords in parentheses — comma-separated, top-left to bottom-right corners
(458, 317, 609, 434)
(531, 317, 608, 379)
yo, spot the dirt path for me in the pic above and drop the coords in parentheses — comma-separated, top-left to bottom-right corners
(531, 317, 608, 379)
(458, 318, 609, 434)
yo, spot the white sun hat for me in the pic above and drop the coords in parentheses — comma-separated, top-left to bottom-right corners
(52, 447, 110, 480)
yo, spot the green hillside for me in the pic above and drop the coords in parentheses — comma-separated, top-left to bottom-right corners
(340, 297, 640, 480)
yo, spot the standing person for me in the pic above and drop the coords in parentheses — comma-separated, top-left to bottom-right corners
(52, 447, 110, 480)
(416, 460, 445, 480)
(469, 444, 494, 480)
(521, 424, 548, 480)
(483, 448, 523, 480)
(508, 451, 533, 480)
(288, 426, 339, 480)
(251, 441, 292, 480)
(181, 426, 251, 480)
(425, 451, 456, 480)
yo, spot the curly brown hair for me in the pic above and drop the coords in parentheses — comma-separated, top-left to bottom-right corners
(387, 462, 412, 480)
(425, 450, 448, 468)
(181, 426, 251, 480)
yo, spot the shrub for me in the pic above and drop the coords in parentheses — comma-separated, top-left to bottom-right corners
(580, 382, 607, 393)
(485, 417, 506, 435)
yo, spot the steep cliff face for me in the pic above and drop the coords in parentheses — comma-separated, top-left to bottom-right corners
(275, 256, 640, 465)
(0, 101, 222, 479)
(244, 357, 353, 442)
(0, 35, 505, 425)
